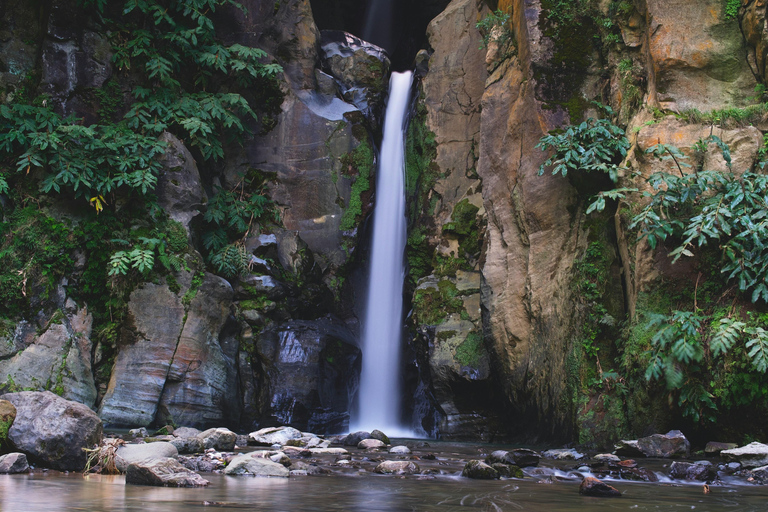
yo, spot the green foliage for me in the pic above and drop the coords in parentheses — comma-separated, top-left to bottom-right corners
(182, 271, 205, 307)
(339, 139, 374, 231)
(476, 9, 511, 49)
(536, 107, 629, 183)
(724, 0, 740, 19)
(412, 280, 464, 325)
(631, 138, 768, 303)
(678, 104, 768, 128)
(455, 331, 484, 367)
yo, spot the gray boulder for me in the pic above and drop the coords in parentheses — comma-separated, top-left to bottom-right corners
(705, 442, 737, 455)
(389, 445, 411, 455)
(224, 453, 290, 477)
(370, 429, 391, 444)
(249, 426, 303, 446)
(0, 453, 28, 473)
(0, 391, 102, 471)
(126, 458, 209, 487)
(169, 437, 205, 455)
(358, 439, 386, 450)
(542, 448, 585, 460)
(342, 431, 371, 446)
(115, 442, 179, 472)
(462, 460, 499, 479)
(636, 430, 690, 458)
(198, 427, 236, 451)
(173, 427, 202, 438)
(374, 461, 420, 475)
(486, 449, 540, 467)
(721, 442, 768, 468)
(669, 461, 715, 481)
(614, 439, 645, 457)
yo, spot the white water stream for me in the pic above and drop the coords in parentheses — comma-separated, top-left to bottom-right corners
(352, 71, 414, 435)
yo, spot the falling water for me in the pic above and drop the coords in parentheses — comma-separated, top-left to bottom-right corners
(352, 71, 414, 435)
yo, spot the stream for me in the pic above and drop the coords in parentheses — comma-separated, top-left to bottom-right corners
(1, 441, 764, 511)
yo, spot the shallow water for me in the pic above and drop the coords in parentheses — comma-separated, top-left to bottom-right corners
(2, 440, 765, 512)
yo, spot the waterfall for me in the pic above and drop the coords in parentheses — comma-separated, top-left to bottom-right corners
(352, 71, 413, 436)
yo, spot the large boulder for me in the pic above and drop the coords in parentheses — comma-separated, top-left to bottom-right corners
(0, 391, 102, 471)
(126, 458, 209, 487)
(486, 449, 541, 467)
(115, 442, 179, 472)
(249, 426, 304, 446)
(197, 428, 236, 451)
(374, 461, 420, 475)
(721, 442, 768, 469)
(224, 453, 290, 477)
(462, 460, 499, 479)
(669, 461, 715, 481)
(0, 453, 29, 474)
(636, 430, 690, 458)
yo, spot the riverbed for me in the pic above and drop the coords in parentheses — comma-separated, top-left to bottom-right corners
(1, 440, 764, 511)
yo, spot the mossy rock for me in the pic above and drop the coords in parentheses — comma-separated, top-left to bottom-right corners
(0, 400, 17, 445)
(462, 460, 499, 479)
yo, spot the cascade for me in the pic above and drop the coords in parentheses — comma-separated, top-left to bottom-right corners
(351, 71, 414, 435)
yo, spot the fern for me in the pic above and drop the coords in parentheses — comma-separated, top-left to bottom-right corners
(709, 317, 746, 358)
(210, 243, 248, 278)
(746, 327, 768, 373)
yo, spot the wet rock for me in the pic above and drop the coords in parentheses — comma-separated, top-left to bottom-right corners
(249, 426, 303, 446)
(290, 461, 331, 475)
(637, 431, 690, 458)
(342, 431, 371, 446)
(579, 476, 621, 497)
(721, 442, 768, 468)
(115, 442, 179, 472)
(126, 458, 209, 487)
(614, 440, 645, 457)
(749, 465, 768, 483)
(462, 460, 499, 479)
(389, 446, 411, 455)
(169, 437, 205, 455)
(370, 429, 390, 444)
(374, 461, 420, 475)
(268, 452, 292, 467)
(1, 391, 102, 471)
(669, 461, 715, 481)
(593, 454, 621, 463)
(224, 453, 290, 477)
(0, 453, 28, 474)
(618, 467, 658, 482)
(198, 428, 236, 451)
(358, 439, 386, 450)
(486, 449, 541, 467)
(542, 449, 585, 460)
(491, 463, 523, 478)
(705, 442, 737, 455)
(309, 447, 349, 456)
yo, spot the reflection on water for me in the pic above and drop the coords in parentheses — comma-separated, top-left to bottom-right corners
(1, 471, 766, 512)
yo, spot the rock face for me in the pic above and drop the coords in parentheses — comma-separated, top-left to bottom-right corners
(253, 320, 361, 433)
(125, 458, 209, 487)
(1, 391, 102, 471)
(155, 131, 206, 231)
(99, 273, 238, 428)
(0, 399, 16, 444)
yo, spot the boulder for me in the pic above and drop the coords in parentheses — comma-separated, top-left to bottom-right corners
(169, 437, 205, 455)
(249, 426, 303, 446)
(669, 461, 715, 481)
(593, 454, 621, 463)
(636, 431, 690, 458)
(197, 427, 236, 451)
(370, 429, 390, 445)
(342, 431, 371, 446)
(129, 427, 148, 438)
(374, 461, 420, 475)
(750, 465, 768, 484)
(462, 460, 499, 479)
(224, 453, 290, 477)
(357, 439, 386, 450)
(491, 463, 523, 478)
(389, 446, 411, 455)
(721, 442, 768, 468)
(705, 442, 738, 455)
(173, 427, 202, 438)
(486, 449, 540, 467)
(0, 391, 102, 471)
(579, 476, 621, 497)
(125, 458, 209, 487)
(542, 449, 586, 460)
(614, 440, 645, 457)
(0, 453, 28, 474)
(115, 442, 179, 472)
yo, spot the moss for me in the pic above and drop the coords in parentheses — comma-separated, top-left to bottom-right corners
(443, 199, 482, 263)
(164, 220, 188, 253)
(412, 280, 464, 325)
(182, 271, 205, 307)
(455, 331, 483, 367)
(239, 296, 275, 311)
(406, 227, 434, 287)
(405, 94, 439, 221)
(339, 138, 374, 231)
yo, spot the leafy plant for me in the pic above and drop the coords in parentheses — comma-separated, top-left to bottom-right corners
(536, 105, 630, 182)
(476, 9, 512, 50)
(724, 0, 740, 19)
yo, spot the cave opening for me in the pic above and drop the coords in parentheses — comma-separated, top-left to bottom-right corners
(309, 0, 452, 70)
